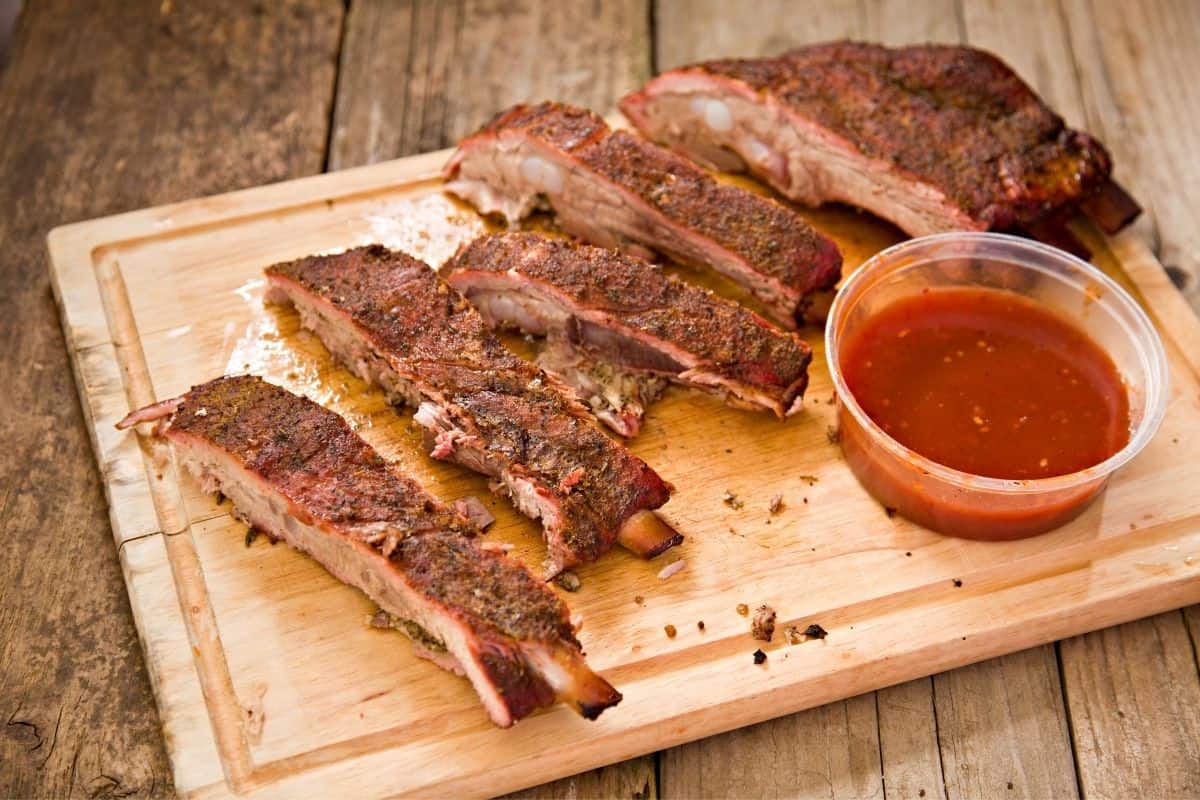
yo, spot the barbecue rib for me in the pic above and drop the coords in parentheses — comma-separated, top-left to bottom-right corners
(443, 232, 813, 427)
(116, 376, 620, 727)
(621, 42, 1141, 251)
(264, 245, 680, 574)
(443, 101, 842, 329)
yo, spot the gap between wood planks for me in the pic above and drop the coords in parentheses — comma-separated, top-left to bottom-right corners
(321, 1, 352, 174)
(1054, 641, 1087, 800)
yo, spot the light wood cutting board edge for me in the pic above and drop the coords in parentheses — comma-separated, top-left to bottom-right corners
(45, 150, 1200, 799)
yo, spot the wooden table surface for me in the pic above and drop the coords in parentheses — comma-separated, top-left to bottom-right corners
(2, 1, 1198, 797)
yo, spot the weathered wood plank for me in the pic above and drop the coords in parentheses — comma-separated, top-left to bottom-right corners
(877, 678, 946, 800)
(660, 693, 883, 799)
(933, 647, 1078, 799)
(0, 1, 343, 797)
(1059, 0, 1200, 311)
(960, 0, 1088, 124)
(331, 3, 655, 795)
(1059, 611, 1200, 799)
(655, 0, 959, 71)
(656, 0, 859, 70)
(1186, 606, 1200, 673)
(329, 0, 652, 168)
(504, 761, 656, 800)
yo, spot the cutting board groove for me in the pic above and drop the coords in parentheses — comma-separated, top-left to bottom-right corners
(47, 149, 1200, 798)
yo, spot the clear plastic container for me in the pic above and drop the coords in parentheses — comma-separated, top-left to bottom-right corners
(825, 233, 1169, 540)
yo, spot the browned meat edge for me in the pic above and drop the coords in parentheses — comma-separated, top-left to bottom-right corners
(443, 232, 812, 418)
(443, 101, 842, 329)
(116, 375, 621, 727)
(621, 41, 1139, 245)
(263, 245, 680, 574)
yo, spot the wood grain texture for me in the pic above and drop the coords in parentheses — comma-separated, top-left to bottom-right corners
(1186, 606, 1200, 673)
(1060, 0, 1200, 310)
(876, 679, 945, 800)
(933, 647, 1077, 799)
(654, 0, 960, 70)
(504, 761, 656, 800)
(1059, 611, 1200, 799)
(329, 0, 652, 168)
(660, 692, 883, 800)
(0, 0, 343, 797)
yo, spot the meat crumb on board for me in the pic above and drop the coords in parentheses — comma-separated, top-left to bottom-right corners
(722, 490, 745, 509)
(697, 620, 706, 631)
(768, 494, 784, 514)
(555, 571, 582, 592)
(752, 605, 777, 642)
(736, 603, 749, 616)
(784, 623, 830, 643)
(752, 649, 767, 665)
(664, 624, 677, 639)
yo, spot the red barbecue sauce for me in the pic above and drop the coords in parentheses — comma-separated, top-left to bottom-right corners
(842, 287, 1130, 481)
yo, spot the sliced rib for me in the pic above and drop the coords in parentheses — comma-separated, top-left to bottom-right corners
(116, 375, 620, 727)
(621, 42, 1140, 241)
(443, 101, 842, 329)
(443, 232, 813, 426)
(264, 245, 680, 574)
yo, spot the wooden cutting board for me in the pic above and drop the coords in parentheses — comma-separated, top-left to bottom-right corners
(47, 148, 1200, 799)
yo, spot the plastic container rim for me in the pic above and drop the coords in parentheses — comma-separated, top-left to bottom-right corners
(824, 231, 1170, 496)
